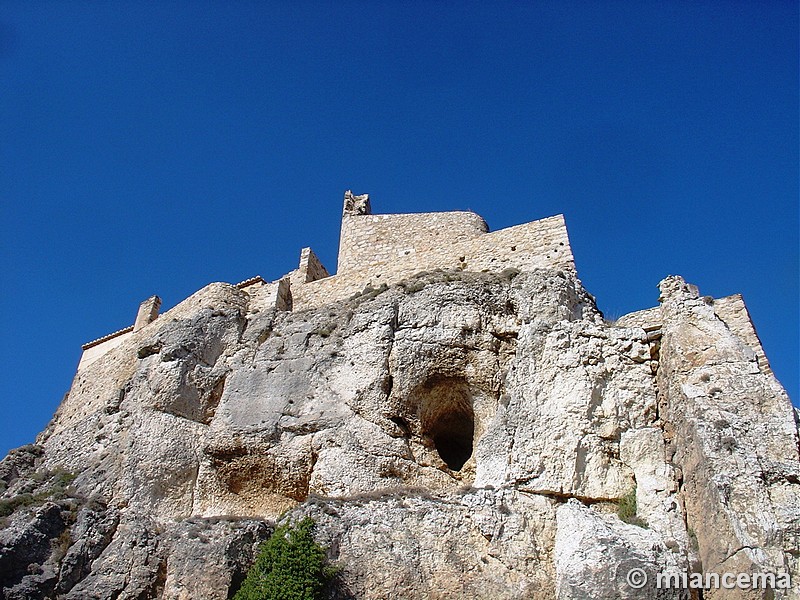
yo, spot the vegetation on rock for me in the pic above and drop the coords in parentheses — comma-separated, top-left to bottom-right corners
(616, 488, 648, 528)
(0, 468, 76, 519)
(233, 517, 335, 600)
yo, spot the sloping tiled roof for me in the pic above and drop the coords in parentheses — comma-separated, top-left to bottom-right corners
(235, 275, 266, 288)
(81, 325, 134, 350)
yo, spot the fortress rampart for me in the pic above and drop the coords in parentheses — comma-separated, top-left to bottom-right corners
(292, 212, 573, 310)
(338, 208, 489, 273)
(74, 190, 774, 380)
(78, 326, 135, 371)
(75, 190, 575, 369)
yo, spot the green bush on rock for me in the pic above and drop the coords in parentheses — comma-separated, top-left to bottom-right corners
(617, 488, 648, 528)
(233, 517, 336, 600)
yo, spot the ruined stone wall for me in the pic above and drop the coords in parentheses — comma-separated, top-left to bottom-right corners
(75, 205, 575, 364)
(298, 247, 329, 283)
(337, 211, 489, 273)
(712, 294, 772, 375)
(240, 279, 291, 313)
(616, 294, 771, 376)
(293, 215, 574, 310)
(616, 307, 661, 330)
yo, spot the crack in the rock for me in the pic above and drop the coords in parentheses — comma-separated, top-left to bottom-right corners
(516, 485, 616, 505)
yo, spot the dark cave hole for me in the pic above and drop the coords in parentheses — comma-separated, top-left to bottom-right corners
(418, 376, 475, 471)
(432, 415, 474, 471)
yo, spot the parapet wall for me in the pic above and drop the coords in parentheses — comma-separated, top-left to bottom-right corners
(78, 327, 134, 370)
(77, 295, 162, 370)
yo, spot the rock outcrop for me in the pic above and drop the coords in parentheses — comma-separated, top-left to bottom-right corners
(1, 229, 797, 598)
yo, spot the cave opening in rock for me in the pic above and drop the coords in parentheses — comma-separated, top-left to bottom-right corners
(418, 376, 475, 471)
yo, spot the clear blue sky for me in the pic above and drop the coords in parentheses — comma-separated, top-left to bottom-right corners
(1, 2, 797, 456)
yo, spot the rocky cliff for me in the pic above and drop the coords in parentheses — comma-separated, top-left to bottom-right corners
(1, 266, 798, 599)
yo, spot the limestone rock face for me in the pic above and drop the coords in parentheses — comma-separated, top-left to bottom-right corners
(1, 269, 797, 599)
(554, 499, 685, 600)
(656, 276, 800, 599)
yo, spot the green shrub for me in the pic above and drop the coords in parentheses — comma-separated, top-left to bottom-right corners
(0, 494, 34, 517)
(50, 469, 77, 499)
(233, 517, 336, 600)
(617, 488, 648, 528)
(0, 469, 77, 519)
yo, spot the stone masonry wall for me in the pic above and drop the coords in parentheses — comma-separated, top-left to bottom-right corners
(294, 215, 574, 310)
(298, 247, 330, 283)
(616, 306, 661, 330)
(240, 279, 291, 313)
(76, 203, 575, 365)
(77, 329, 133, 370)
(337, 211, 489, 273)
(77, 297, 164, 371)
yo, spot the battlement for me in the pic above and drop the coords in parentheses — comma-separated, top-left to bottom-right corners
(77, 191, 575, 368)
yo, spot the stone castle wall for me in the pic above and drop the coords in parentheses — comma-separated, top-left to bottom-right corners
(337, 211, 489, 273)
(72, 191, 774, 392)
(712, 294, 772, 374)
(77, 192, 574, 367)
(240, 278, 291, 313)
(77, 327, 134, 370)
(616, 293, 771, 375)
(293, 214, 574, 310)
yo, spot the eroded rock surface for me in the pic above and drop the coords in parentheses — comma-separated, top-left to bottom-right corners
(1, 269, 797, 599)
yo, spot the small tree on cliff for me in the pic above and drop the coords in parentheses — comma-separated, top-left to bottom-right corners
(233, 517, 335, 600)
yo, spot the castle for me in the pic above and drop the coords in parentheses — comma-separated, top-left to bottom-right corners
(14, 191, 793, 599)
(78, 191, 576, 370)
